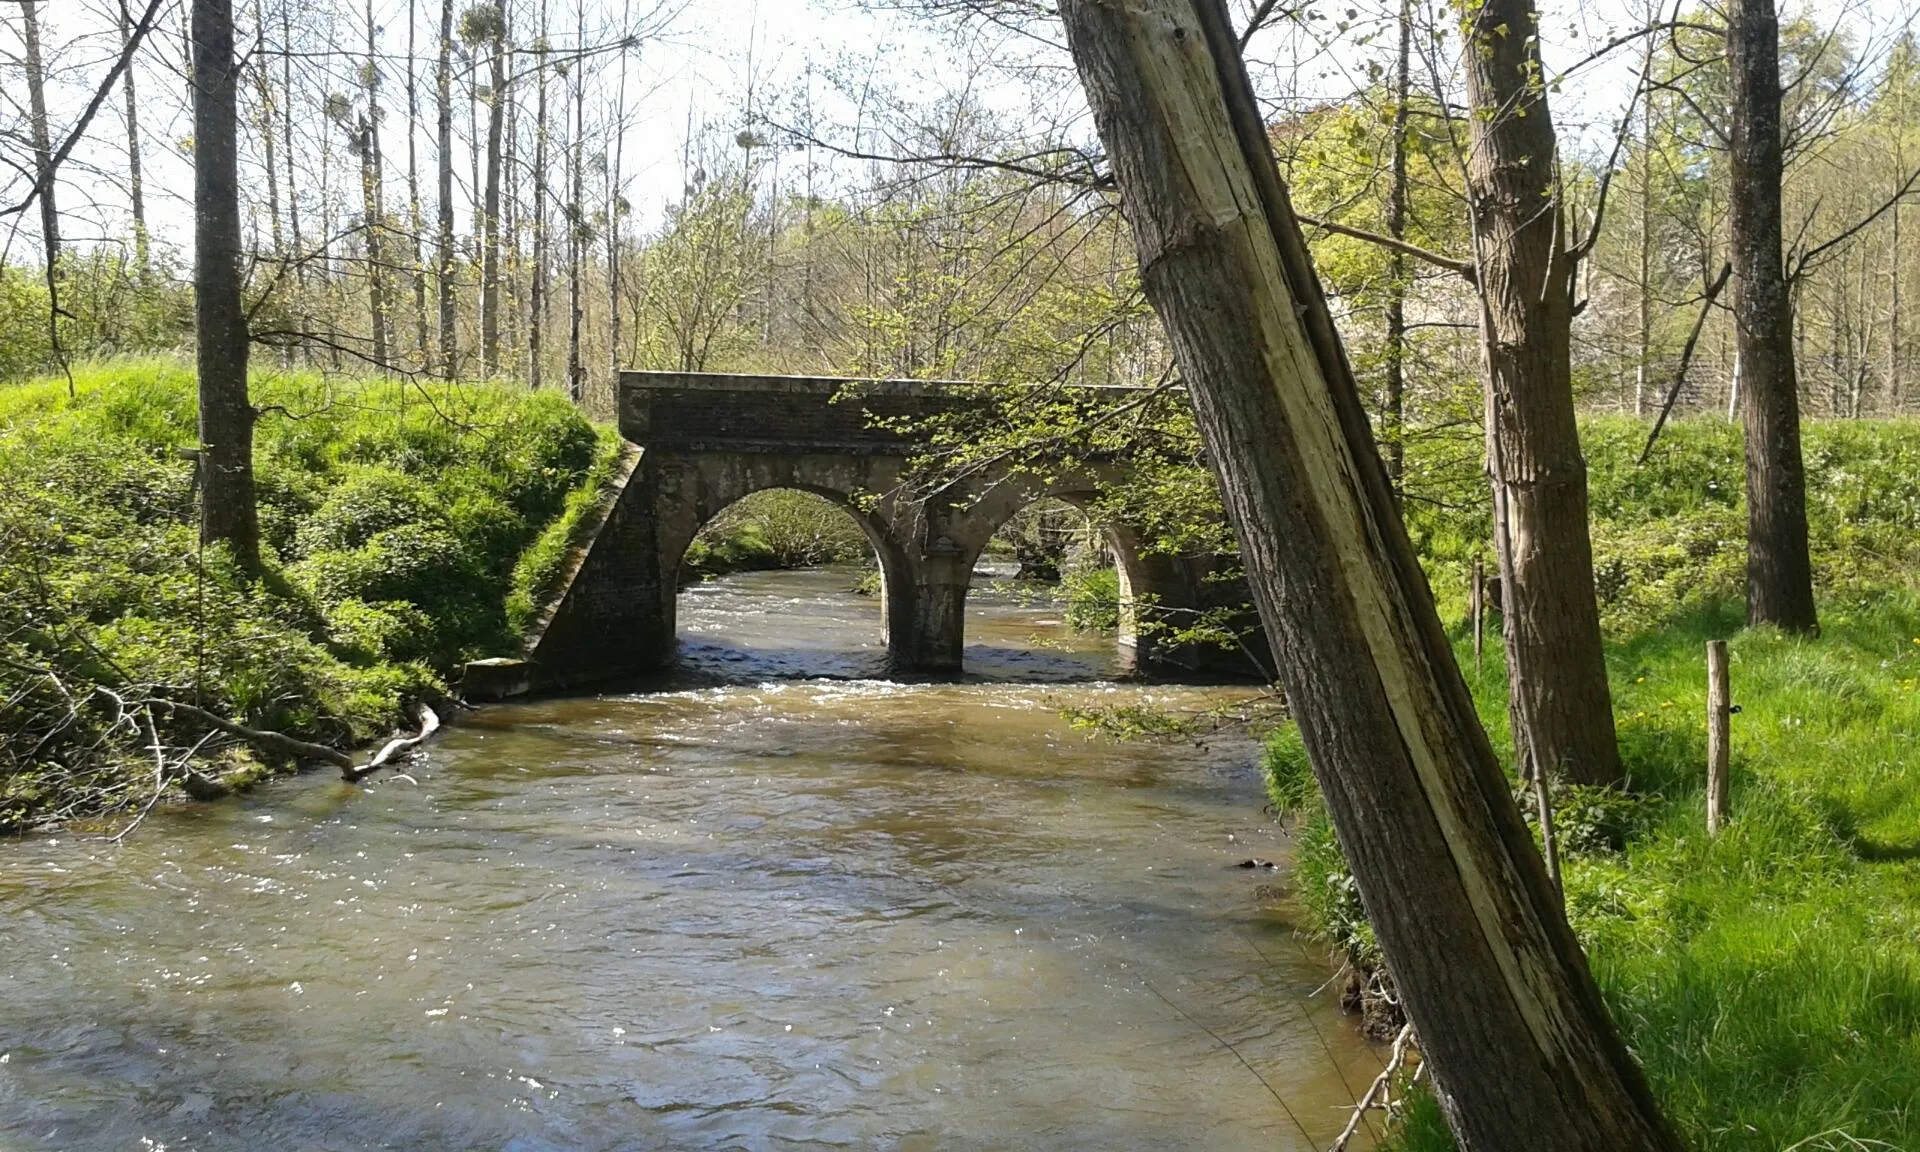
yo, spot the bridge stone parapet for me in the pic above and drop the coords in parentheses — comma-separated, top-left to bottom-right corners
(517, 371, 1265, 689)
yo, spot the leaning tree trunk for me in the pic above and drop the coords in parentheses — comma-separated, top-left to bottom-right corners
(1728, 0, 1819, 632)
(1460, 0, 1623, 785)
(1056, 2, 1680, 1149)
(191, 0, 260, 570)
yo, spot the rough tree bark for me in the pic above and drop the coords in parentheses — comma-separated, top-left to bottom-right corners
(1056, 2, 1680, 1149)
(1727, 0, 1819, 632)
(1459, 0, 1623, 784)
(436, 0, 458, 374)
(191, 0, 260, 570)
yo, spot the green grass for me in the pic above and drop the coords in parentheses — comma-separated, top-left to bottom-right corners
(1273, 417, 1920, 1151)
(1, 358, 617, 829)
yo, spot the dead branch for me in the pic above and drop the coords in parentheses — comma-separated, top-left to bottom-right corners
(1296, 212, 1479, 283)
(344, 704, 441, 782)
(1329, 1022, 1418, 1152)
(149, 697, 354, 772)
(1640, 262, 1733, 463)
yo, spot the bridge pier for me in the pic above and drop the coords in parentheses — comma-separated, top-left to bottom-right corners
(886, 548, 973, 675)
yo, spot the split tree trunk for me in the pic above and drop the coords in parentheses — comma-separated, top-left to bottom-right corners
(1056, 2, 1680, 1149)
(1728, 0, 1818, 632)
(1459, 0, 1623, 784)
(191, 0, 260, 570)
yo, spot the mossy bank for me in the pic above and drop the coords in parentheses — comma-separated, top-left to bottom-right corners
(1, 360, 619, 831)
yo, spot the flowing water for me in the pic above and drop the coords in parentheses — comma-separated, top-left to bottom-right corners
(0, 568, 1382, 1151)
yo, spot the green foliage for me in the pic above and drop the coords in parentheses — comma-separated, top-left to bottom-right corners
(1062, 566, 1120, 633)
(682, 489, 874, 581)
(0, 359, 614, 830)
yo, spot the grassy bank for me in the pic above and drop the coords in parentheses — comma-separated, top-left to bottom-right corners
(1, 359, 617, 830)
(1269, 417, 1920, 1150)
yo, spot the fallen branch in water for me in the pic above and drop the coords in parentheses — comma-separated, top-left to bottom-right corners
(1329, 1022, 1418, 1152)
(151, 697, 354, 772)
(345, 705, 441, 782)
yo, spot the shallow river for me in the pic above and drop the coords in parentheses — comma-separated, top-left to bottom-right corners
(0, 568, 1382, 1150)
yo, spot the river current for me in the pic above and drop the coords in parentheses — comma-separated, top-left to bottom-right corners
(0, 568, 1381, 1150)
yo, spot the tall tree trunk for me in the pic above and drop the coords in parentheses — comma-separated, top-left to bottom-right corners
(22, 0, 62, 345)
(481, 23, 506, 375)
(435, 0, 457, 374)
(566, 0, 585, 404)
(362, 0, 390, 369)
(529, 0, 550, 390)
(1057, 3, 1681, 1148)
(408, 0, 430, 367)
(501, 0, 521, 381)
(1635, 23, 1655, 417)
(1727, 0, 1819, 632)
(607, 0, 629, 385)
(1460, 0, 1623, 785)
(118, 0, 151, 278)
(1381, 0, 1410, 496)
(279, 1, 308, 363)
(252, 0, 282, 261)
(191, 0, 260, 570)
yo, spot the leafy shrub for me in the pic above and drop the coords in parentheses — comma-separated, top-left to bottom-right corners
(1063, 565, 1121, 633)
(0, 360, 615, 829)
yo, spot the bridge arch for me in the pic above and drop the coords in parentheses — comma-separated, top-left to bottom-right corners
(949, 477, 1155, 667)
(672, 482, 912, 655)
(512, 372, 1266, 691)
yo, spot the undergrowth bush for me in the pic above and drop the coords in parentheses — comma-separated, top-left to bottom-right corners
(0, 359, 614, 830)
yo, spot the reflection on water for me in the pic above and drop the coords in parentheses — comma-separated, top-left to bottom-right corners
(0, 569, 1380, 1151)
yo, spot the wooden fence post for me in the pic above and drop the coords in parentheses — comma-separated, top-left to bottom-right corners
(1706, 639, 1731, 835)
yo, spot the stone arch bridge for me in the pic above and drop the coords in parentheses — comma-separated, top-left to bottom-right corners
(509, 372, 1259, 691)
